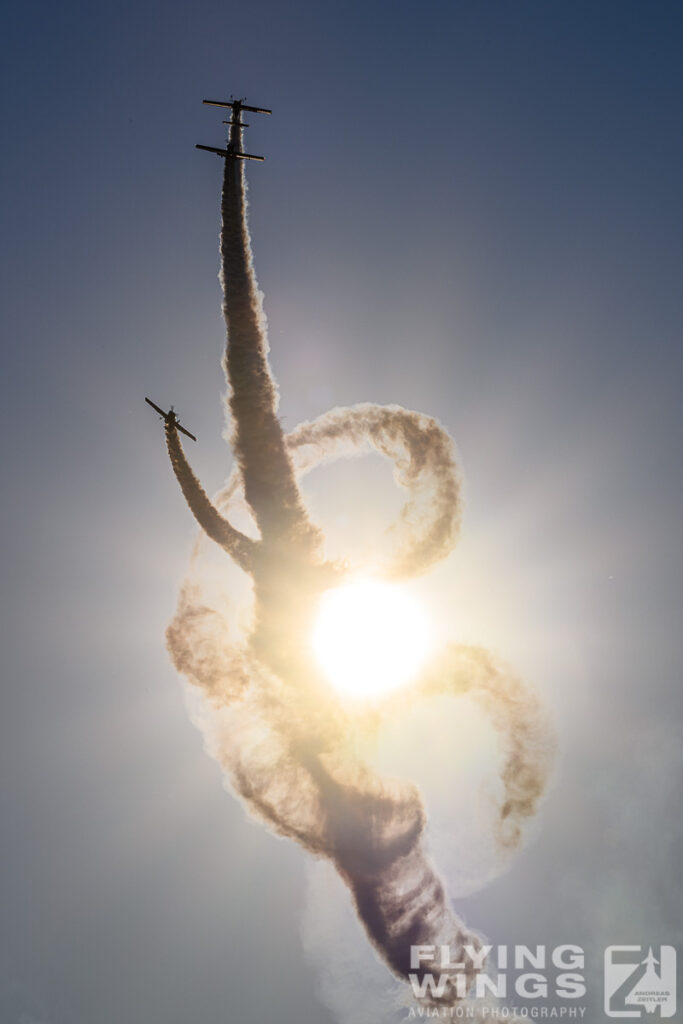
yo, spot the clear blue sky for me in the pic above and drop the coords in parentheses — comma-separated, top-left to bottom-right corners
(1, 2, 682, 1022)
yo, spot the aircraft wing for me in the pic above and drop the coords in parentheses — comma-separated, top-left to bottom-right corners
(177, 424, 198, 442)
(145, 397, 166, 417)
(196, 144, 229, 157)
(195, 144, 264, 161)
(201, 99, 271, 115)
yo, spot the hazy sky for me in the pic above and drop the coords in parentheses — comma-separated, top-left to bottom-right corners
(1, 2, 682, 1022)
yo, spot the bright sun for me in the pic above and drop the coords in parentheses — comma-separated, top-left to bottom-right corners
(311, 580, 432, 701)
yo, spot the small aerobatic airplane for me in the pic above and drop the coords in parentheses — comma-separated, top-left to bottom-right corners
(145, 398, 197, 442)
(196, 96, 271, 162)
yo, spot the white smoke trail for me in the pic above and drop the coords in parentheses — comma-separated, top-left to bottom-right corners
(157, 121, 556, 1019)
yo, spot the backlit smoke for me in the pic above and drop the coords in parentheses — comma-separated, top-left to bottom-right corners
(161, 124, 555, 1017)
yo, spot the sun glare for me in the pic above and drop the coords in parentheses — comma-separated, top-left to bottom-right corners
(311, 580, 432, 701)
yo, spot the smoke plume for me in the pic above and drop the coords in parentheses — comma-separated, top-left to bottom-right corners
(161, 122, 555, 1018)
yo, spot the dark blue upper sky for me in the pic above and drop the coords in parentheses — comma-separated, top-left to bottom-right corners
(1, 3, 682, 1022)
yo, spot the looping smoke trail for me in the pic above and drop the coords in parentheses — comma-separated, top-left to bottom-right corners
(418, 644, 556, 851)
(285, 403, 462, 579)
(161, 123, 556, 1018)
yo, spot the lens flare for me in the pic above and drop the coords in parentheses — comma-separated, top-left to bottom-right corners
(311, 580, 432, 700)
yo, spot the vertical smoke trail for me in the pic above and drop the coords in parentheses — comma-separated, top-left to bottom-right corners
(218, 119, 321, 557)
(158, 106, 557, 1018)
